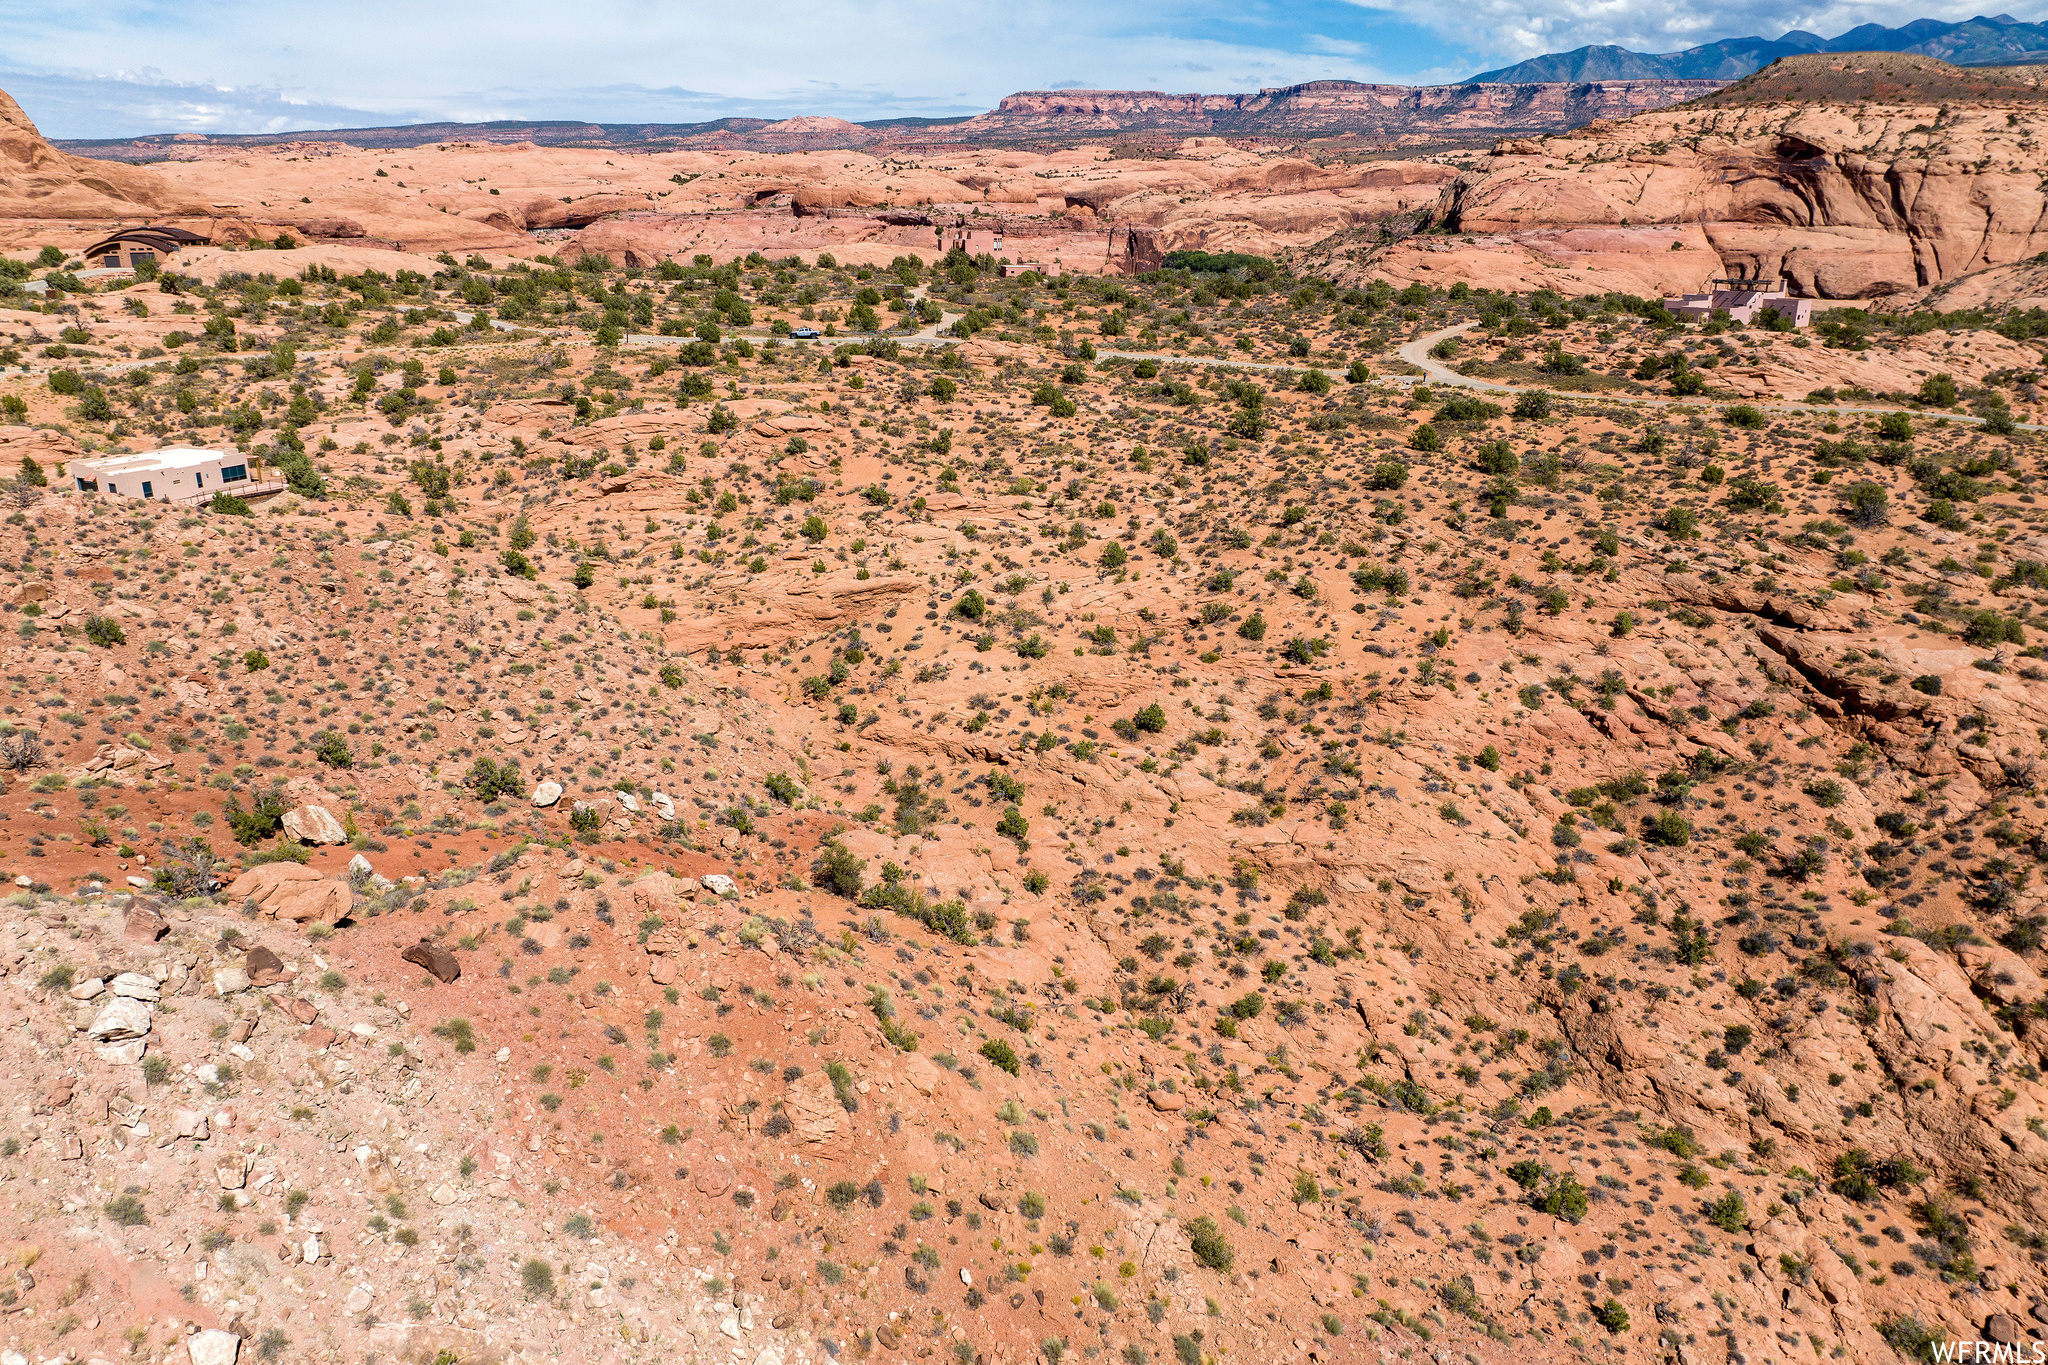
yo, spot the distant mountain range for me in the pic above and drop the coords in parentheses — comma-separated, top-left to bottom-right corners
(1469, 13, 2048, 83)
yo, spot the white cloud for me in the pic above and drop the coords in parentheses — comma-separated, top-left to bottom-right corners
(0, 0, 1419, 136)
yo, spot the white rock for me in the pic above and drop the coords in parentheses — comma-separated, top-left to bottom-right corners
(87, 996, 154, 1042)
(125, 876, 151, 889)
(960, 1268, 973, 1285)
(172, 1108, 209, 1141)
(431, 1182, 458, 1205)
(109, 972, 161, 1002)
(349, 1022, 378, 1039)
(343, 1284, 374, 1315)
(494, 1046, 510, 1062)
(530, 782, 564, 808)
(95, 1039, 147, 1064)
(701, 874, 738, 897)
(282, 805, 349, 846)
(301, 1233, 321, 1263)
(212, 967, 251, 995)
(346, 853, 376, 881)
(186, 1330, 239, 1365)
(751, 1348, 783, 1365)
(12, 875, 29, 888)
(651, 792, 676, 821)
(67, 978, 105, 1000)
(613, 790, 640, 813)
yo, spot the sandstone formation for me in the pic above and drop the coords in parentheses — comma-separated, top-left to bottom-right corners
(1332, 56, 2048, 302)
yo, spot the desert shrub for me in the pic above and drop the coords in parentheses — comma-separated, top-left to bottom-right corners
(1186, 1216, 1233, 1270)
(813, 840, 865, 897)
(521, 1258, 555, 1298)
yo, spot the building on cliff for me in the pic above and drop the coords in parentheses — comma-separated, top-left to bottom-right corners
(78, 225, 208, 271)
(1662, 281, 1812, 327)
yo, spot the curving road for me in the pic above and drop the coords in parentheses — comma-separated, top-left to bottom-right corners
(1393, 320, 2040, 432)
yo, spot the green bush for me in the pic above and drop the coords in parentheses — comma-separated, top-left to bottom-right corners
(1186, 1216, 1234, 1271)
(1133, 703, 1167, 733)
(83, 614, 125, 648)
(1706, 1190, 1747, 1233)
(1964, 610, 2026, 648)
(521, 1258, 555, 1298)
(1643, 811, 1691, 847)
(1539, 1174, 1589, 1222)
(104, 1192, 149, 1226)
(313, 731, 353, 768)
(223, 790, 285, 846)
(813, 840, 865, 897)
(432, 1018, 477, 1053)
(467, 756, 523, 801)
(980, 1038, 1020, 1075)
(1594, 1299, 1630, 1333)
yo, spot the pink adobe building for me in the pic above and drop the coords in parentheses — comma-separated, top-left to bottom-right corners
(1663, 279, 1813, 326)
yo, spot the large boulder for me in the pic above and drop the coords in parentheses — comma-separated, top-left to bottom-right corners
(224, 863, 351, 924)
(400, 940, 461, 983)
(87, 996, 153, 1042)
(531, 782, 564, 808)
(186, 1328, 240, 1365)
(281, 805, 349, 846)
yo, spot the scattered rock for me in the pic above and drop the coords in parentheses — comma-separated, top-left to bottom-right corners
(701, 873, 738, 897)
(531, 782, 564, 807)
(225, 864, 350, 924)
(123, 904, 169, 942)
(281, 804, 349, 846)
(87, 996, 153, 1042)
(109, 971, 161, 1002)
(401, 940, 462, 982)
(186, 1328, 240, 1365)
(245, 945, 287, 986)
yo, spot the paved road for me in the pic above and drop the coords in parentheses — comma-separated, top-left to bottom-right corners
(1393, 320, 2040, 431)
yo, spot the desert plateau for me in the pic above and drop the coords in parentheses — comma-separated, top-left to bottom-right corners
(9, 42, 2048, 1365)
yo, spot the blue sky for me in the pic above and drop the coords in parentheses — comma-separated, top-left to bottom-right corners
(3, 0, 2040, 138)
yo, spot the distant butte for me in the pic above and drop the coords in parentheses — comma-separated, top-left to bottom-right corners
(53, 76, 1726, 161)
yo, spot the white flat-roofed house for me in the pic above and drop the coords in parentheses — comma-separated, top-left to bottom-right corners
(69, 447, 273, 503)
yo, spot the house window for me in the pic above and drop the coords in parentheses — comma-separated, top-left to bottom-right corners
(102, 255, 120, 268)
(141, 482, 152, 498)
(108, 484, 119, 496)
(194, 472, 203, 488)
(75, 478, 97, 492)
(220, 464, 248, 483)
